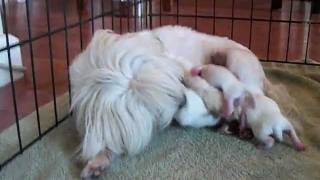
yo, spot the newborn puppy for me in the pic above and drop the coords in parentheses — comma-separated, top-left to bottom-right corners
(183, 73, 252, 137)
(183, 73, 223, 117)
(191, 64, 254, 119)
(243, 94, 306, 151)
(212, 48, 266, 95)
(191, 65, 305, 151)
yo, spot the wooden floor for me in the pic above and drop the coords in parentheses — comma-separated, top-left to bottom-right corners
(0, 0, 319, 133)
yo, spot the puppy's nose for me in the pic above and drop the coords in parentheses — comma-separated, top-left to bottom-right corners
(191, 67, 202, 76)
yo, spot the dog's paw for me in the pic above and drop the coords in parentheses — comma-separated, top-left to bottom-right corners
(80, 149, 114, 179)
(81, 161, 106, 180)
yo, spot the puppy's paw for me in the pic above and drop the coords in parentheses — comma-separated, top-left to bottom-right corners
(256, 137, 274, 150)
(222, 124, 233, 135)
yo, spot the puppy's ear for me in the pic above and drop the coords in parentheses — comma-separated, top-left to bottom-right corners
(223, 97, 234, 118)
(243, 91, 255, 109)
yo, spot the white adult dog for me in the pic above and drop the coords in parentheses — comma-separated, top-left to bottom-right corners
(70, 26, 256, 179)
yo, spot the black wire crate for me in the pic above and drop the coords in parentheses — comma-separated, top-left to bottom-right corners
(0, 0, 319, 170)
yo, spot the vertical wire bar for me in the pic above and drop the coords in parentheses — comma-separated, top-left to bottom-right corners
(248, 0, 254, 49)
(127, 1, 130, 32)
(45, 0, 58, 125)
(101, 0, 105, 29)
(25, 0, 41, 136)
(111, 0, 114, 30)
(266, 0, 274, 60)
(195, 0, 198, 29)
(176, 0, 179, 24)
(160, 0, 162, 26)
(79, 1, 83, 50)
(90, 0, 94, 33)
(231, 0, 235, 39)
(149, 0, 152, 29)
(145, 0, 148, 28)
(63, 0, 72, 105)
(140, 1, 143, 30)
(285, 0, 294, 62)
(134, 0, 137, 31)
(1, 0, 23, 151)
(120, 2, 123, 33)
(304, 5, 313, 64)
(213, 0, 215, 34)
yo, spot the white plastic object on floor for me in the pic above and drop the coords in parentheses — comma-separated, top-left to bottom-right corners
(0, 13, 24, 87)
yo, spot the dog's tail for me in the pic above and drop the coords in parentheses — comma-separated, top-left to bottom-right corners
(70, 50, 185, 160)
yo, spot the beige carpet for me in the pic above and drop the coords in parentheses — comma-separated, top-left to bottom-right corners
(0, 63, 320, 179)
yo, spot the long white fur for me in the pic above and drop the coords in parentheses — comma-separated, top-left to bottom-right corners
(70, 25, 272, 176)
(70, 30, 186, 160)
(152, 26, 265, 95)
(152, 26, 249, 68)
(224, 49, 266, 94)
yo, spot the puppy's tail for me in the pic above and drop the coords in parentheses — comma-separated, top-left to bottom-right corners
(70, 52, 185, 160)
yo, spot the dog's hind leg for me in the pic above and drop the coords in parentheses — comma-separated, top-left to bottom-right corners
(81, 148, 115, 180)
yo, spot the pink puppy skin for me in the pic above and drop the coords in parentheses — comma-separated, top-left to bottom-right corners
(288, 130, 306, 151)
(191, 67, 202, 76)
(295, 142, 306, 151)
